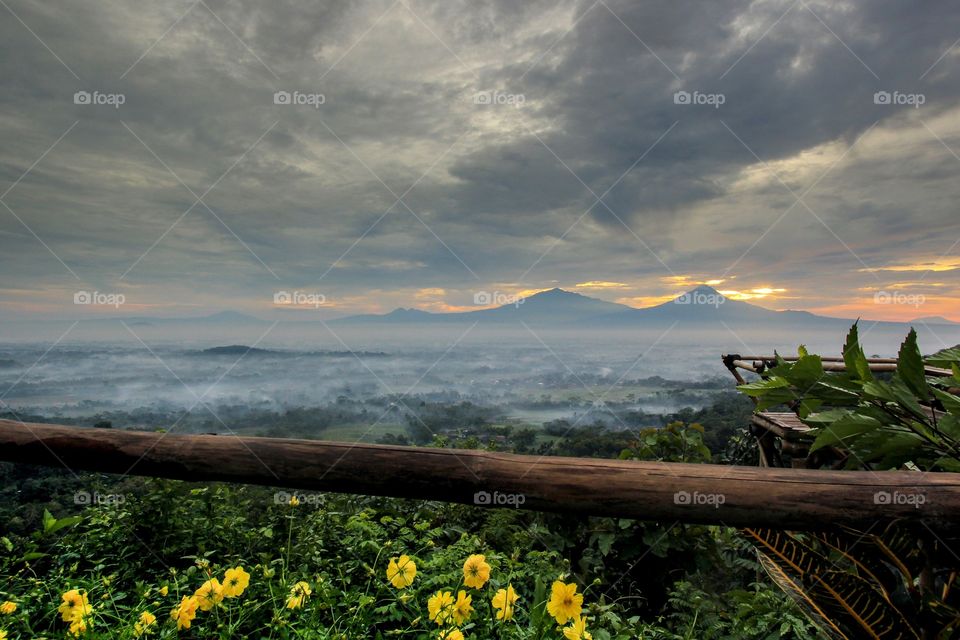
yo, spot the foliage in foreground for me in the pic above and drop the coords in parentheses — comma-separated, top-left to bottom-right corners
(738, 325, 960, 639)
(739, 324, 960, 471)
(0, 421, 817, 639)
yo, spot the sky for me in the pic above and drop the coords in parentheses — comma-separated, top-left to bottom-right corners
(1, 0, 959, 323)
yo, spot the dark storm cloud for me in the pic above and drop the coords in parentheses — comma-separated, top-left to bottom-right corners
(0, 0, 959, 317)
(444, 0, 960, 220)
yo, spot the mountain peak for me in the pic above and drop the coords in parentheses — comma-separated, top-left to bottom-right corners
(527, 287, 579, 299)
(689, 284, 721, 296)
(668, 285, 726, 304)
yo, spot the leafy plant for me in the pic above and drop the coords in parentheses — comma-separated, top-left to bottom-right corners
(735, 325, 960, 638)
(738, 324, 960, 471)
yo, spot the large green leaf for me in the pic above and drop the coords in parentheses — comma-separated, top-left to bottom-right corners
(817, 376, 867, 398)
(863, 380, 899, 404)
(786, 354, 826, 389)
(739, 377, 799, 410)
(803, 409, 861, 425)
(932, 389, 960, 414)
(851, 430, 926, 468)
(896, 329, 929, 400)
(887, 380, 932, 423)
(738, 377, 791, 393)
(797, 398, 824, 418)
(41, 508, 82, 535)
(935, 413, 960, 441)
(844, 322, 874, 382)
(809, 412, 883, 452)
(926, 346, 960, 369)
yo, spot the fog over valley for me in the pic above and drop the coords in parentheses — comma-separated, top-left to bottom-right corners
(3, 288, 957, 444)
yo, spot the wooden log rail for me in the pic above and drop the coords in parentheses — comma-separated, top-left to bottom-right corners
(2, 419, 960, 532)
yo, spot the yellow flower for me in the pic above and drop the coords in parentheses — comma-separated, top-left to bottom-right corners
(440, 630, 464, 640)
(0, 601, 15, 615)
(134, 611, 157, 637)
(68, 616, 89, 637)
(170, 595, 199, 630)
(285, 581, 312, 609)
(546, 581, 583, 625)
(0, 630, 6, 639)
(58, 590, 92, 622)
(386, 555, 417, 589)
(427, 590, 454, 626)
(563, 615, 592, 640)
(492, 584, 519, 620)
(194, 578, 224, 611)
(158, 586, 168, 597)
(452, 590, 473, 625)
(289, 495, 300, 506)
(221, 566, 250, 598)
(462, 554, 491, 589)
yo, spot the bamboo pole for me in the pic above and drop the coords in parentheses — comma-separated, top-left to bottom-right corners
(2, 420, 959, 532)
(726, 358, 951, 376)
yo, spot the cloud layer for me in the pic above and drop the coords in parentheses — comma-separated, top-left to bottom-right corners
(1, 0, 959, 321)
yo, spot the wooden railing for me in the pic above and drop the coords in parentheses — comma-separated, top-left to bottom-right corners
(2, 419, 959, 532)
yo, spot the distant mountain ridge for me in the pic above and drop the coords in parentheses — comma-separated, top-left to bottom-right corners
(585, 285, 843, 328)
(78, 310, 268, 326)
(328, 288, 631, 326)
(326, 285, 845, 328)
(67, 286, 952, 330)
(912, 316, 959, 326)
